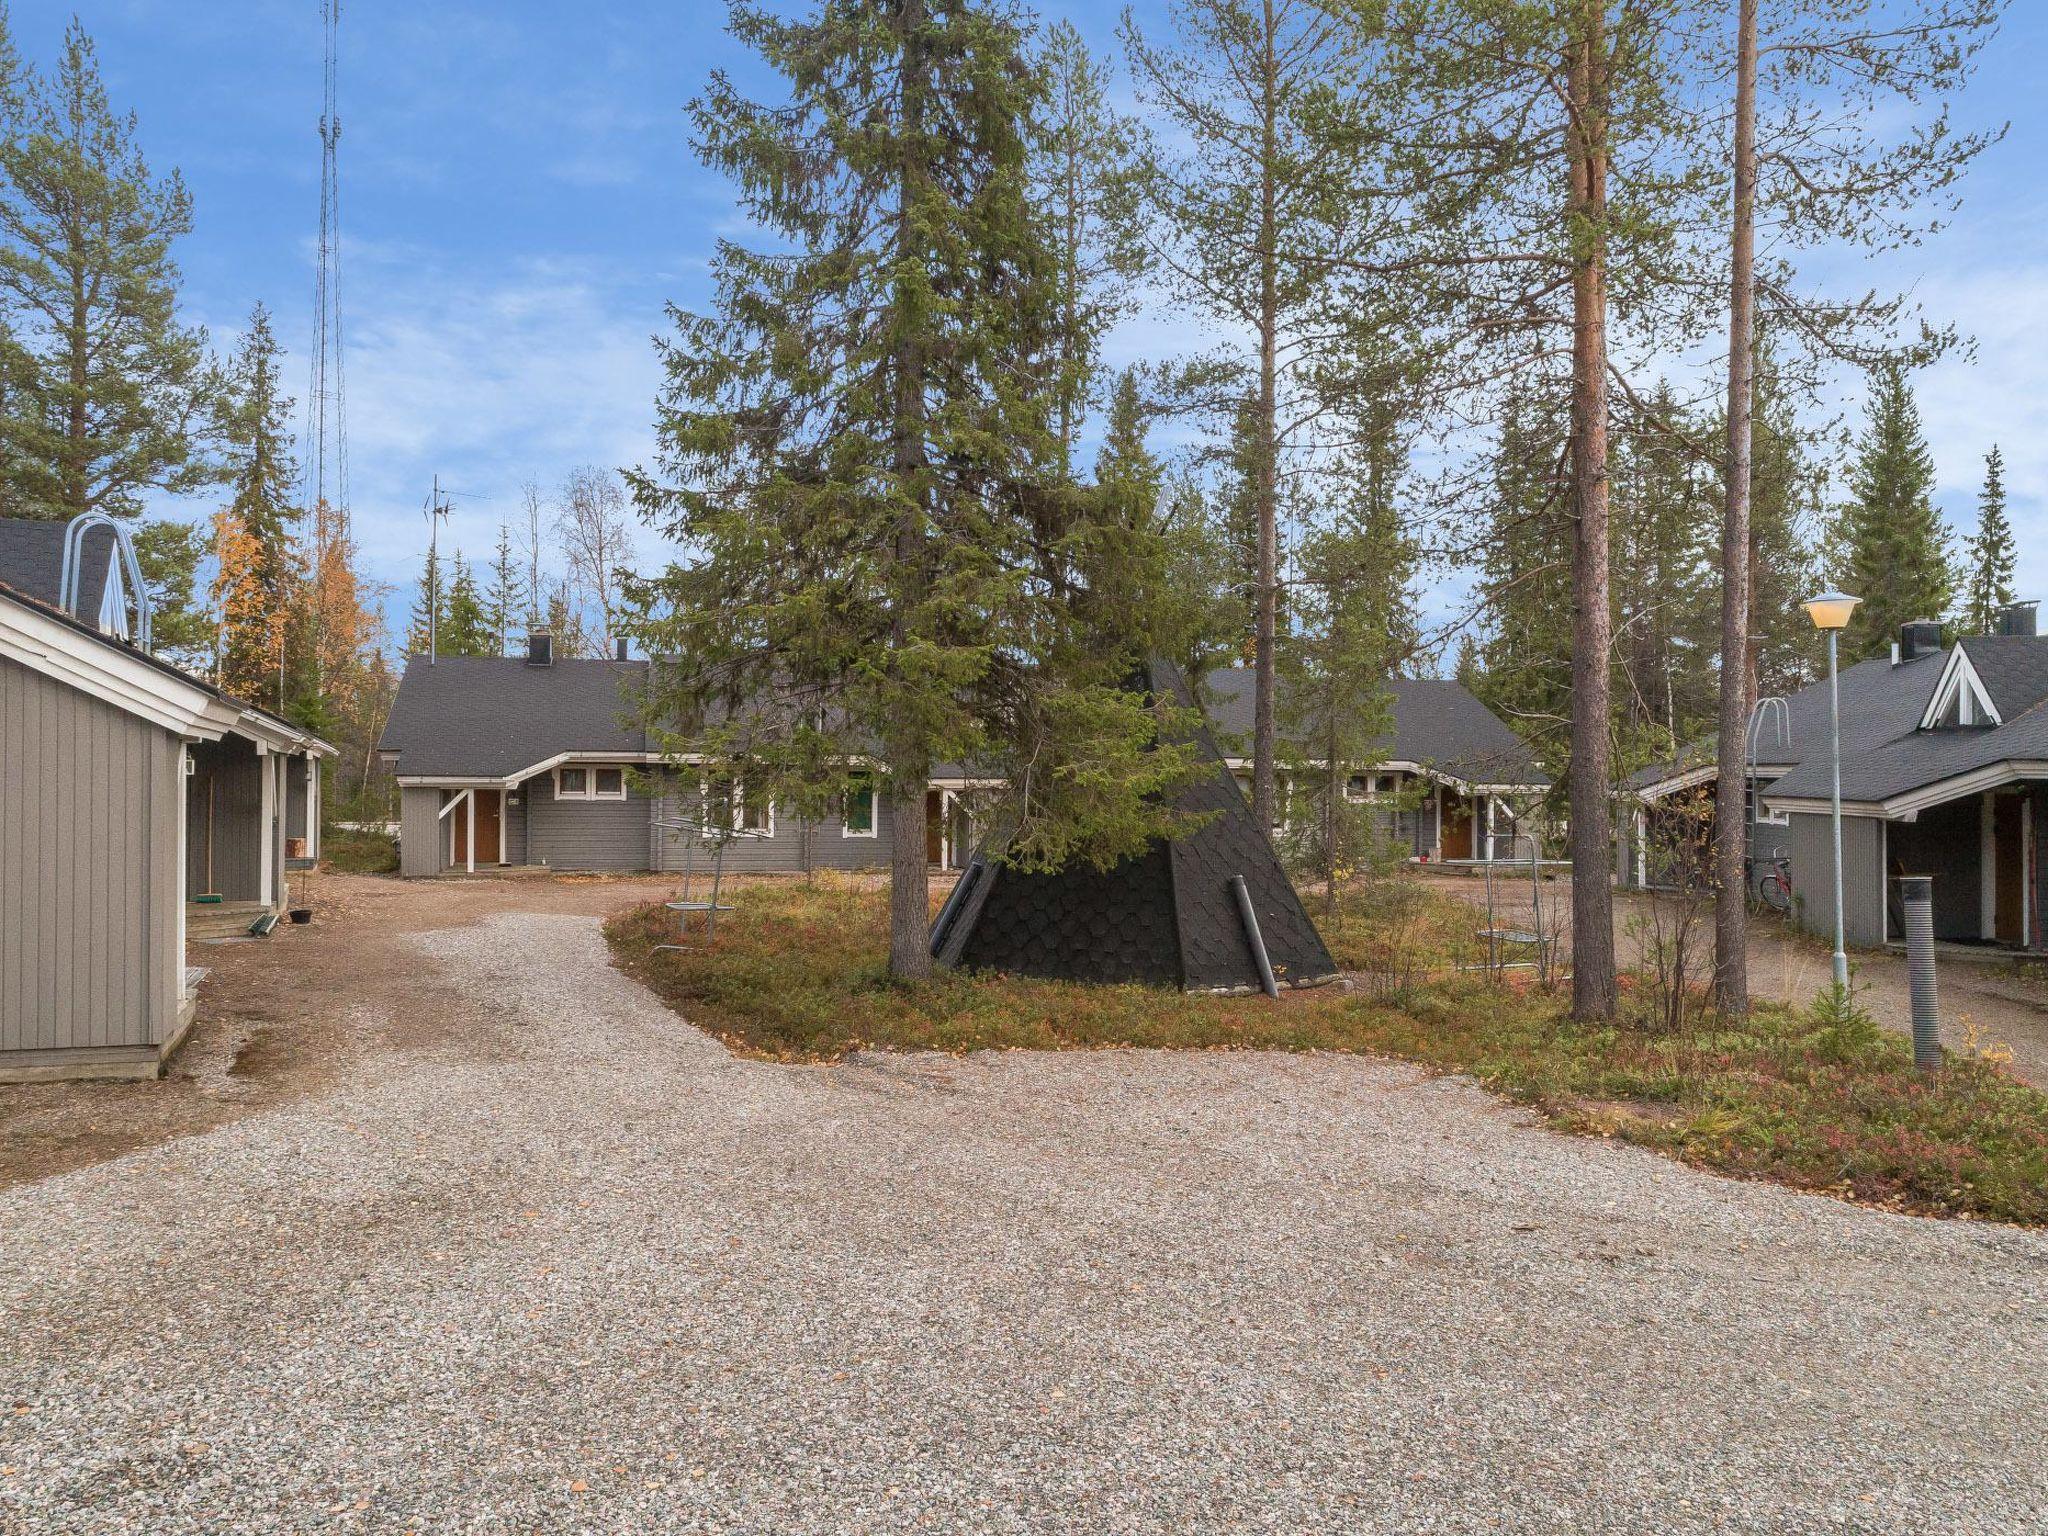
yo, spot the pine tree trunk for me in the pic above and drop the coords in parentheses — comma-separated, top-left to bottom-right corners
(889, 773, 931, 978)
(1250, 0, 1281, 839)
(1566, 3, 1617, 1022)
(887, 0, 934, 981)
(1713, 0, 1759, 1017)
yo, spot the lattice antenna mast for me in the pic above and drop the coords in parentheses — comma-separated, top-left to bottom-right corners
(304, 0, 349, 626)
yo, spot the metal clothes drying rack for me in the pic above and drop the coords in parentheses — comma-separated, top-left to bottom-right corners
(652, 812, 738, 952)
(1468, 833, 1566, 983)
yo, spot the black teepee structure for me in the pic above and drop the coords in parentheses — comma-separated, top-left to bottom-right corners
(929, 659, 1338, 993)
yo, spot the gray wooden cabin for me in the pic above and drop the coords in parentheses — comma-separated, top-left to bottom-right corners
(1, 519, 332, 1083)
(379, 635, 987, 879)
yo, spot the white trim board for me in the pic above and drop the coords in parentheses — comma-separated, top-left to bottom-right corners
(1765, 759, 2048, 822)
(1920, 644, 2001, 730)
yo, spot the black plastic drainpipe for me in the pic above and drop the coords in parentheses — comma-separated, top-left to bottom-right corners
(1231, 875, 1280, 998)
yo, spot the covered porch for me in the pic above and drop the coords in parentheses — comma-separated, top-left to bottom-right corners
(184, 727, 324, 923)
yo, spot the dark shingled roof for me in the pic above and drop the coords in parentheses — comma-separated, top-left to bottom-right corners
(1766, 635, 2048, 806)
(0, 517, 117, 616)
(378, 655, 652, 778)
(1201, 666, 1547, 787)
(931, 659, 1339, 992)
(1629, 649, 1946, 793)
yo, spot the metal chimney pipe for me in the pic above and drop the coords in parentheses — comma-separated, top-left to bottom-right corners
(1899, 874, 1942, 1072)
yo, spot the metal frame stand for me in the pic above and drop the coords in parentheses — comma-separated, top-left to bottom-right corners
(652, 813, 737, 952)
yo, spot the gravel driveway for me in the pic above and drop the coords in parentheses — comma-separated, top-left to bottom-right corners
(3, 901, 2046, 1533)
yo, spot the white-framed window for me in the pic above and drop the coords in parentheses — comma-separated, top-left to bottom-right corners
(1345, 772, 1398, 802)
(703, 777, 774, 837)
(555, 764, 628, 801)
(736, 781, 773, 837)
(1747, 779, 1789, 828)
(843, 781, 877, 837)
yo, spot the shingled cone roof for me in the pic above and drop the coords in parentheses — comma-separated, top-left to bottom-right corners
(929, 659, 1339, 992)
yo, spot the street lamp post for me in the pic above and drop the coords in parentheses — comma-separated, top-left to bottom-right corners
(1803, 592, 1861, 992)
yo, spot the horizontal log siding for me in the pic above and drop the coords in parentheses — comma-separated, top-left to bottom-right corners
(1, 655, 180, 1053)
(526, 773, 656, 870)
(651, 774, 893, 875)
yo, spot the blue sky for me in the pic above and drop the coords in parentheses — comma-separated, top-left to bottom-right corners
(16, 1, 2048, 644)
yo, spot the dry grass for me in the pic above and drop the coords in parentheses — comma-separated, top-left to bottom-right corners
(606, 873, 2048, 1224)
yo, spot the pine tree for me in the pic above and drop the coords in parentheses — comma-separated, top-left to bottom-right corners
(0, 20, 220, 519)
(212, 303, 301, 704)
(1123, 0, 1390, 836)
(1837, 363, 1953, 662)
(1962, 445, 2015, 637)
(630, 0, 1197, 979)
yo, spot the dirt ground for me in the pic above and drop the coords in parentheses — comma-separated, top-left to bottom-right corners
(0, 870, 687, 1189)
(1420, 867, 2048, 1084)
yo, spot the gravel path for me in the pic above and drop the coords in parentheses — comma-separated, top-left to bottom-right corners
(3, 908, 2046, 1533)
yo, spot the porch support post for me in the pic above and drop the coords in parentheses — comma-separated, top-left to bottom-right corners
(466, 788, 476, 874)
(257, 741, 276, 908)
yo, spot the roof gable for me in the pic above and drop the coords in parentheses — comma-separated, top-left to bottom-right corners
(1919, 643, 2001, 729)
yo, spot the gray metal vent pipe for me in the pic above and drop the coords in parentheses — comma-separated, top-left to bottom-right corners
(1899, 875, 1942, 1073)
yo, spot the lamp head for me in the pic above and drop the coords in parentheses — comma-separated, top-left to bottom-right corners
(1804, 592, 1860, 632)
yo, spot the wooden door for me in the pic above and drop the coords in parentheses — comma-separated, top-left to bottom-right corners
(1441, 793, 1474, 861)
(925, 789, 944, 867)
(451, 790, 504, 866)
(1995, 794, 2025, 945)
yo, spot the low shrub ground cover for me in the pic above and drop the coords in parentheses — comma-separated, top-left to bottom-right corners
(322, 828, 398, 874)
(606, 874, 2048, 1224)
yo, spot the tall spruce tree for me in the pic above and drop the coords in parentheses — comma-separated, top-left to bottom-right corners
(1612, 399, 1718, 767)
(405, 545, 445, 659)
(1278, 439, 1415, 917)
(1837, 363, 1953, 662)
(1746, 350, 1823, 699)
(441, 553, 494, 658)
(0, 20, 218, 520)
(629, 0, 1197, 979)
(1962, 446, 2015, 637)
(212, 303, 301, 704)
(1472, 398, 1574, 783)
(486, 523, 521, 656)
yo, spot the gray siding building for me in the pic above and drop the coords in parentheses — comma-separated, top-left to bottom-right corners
(1, 517, 332, 1082)
(379, 645, 1545, 880)
(379, 641, 953, 878)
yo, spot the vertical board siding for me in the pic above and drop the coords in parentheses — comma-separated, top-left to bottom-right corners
(184, 736, 264, 900)
(398, 786, 445, 877)
(0, 655, 173, 1052)
(650, 773, 895, 875)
